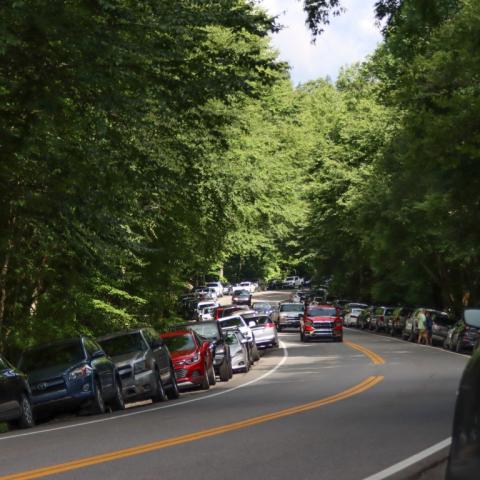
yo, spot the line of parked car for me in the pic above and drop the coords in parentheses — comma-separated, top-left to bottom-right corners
(342, 302, 480, 353)
(0, 295, 281, 432)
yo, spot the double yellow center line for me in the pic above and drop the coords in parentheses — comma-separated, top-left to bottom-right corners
(1, 376, 384, 480)
(345, 341, 386, 365)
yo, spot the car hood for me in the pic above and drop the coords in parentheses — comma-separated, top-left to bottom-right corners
(27, 362, 85, 382)
(170, 349, 197, 361)
(110, 351, 144, 367)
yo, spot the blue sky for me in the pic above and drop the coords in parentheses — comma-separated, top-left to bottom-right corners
(260, 0, 383, 84)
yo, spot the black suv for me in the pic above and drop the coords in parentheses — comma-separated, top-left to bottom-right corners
(0, 355, 35, 429)
(18, 336, 124, 417)
(175, 321, 233, 381)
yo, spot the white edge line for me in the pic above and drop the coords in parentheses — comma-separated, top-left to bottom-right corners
(344, 327, 470, 359)
(361, 438, 451, 480)
(0, 341, 289, 442)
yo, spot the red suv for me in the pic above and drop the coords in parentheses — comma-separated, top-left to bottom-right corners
(300, 304, 343, 342)
(161, 330, 215, 390)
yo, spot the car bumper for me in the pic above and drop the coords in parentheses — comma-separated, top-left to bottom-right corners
(174, 366, 205, 389)
(279, 319, 300, 328)
(304, 329, 342, 340)
(121, 370, 156, 399)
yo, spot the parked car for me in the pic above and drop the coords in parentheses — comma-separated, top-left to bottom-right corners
(175, 321, 233, 381)
(403, 308, 451, 343)
(195, 301, 219, 321)
(222, 284, 233, 295)
(445, 308, 480, 353)
(18, 336, 125, 416)
(357, 306, 375, 330)
(206, 281, 223, 298)
(225, 330, 251, 373)
(236, 281, 256, 294)
(370, 306, 395, 332)
(237, 311, 278, 349)
(387, 306, 414, 336)
(232, 289, 252, 306)
(160, 330, 215, 390)
(283, 276, 303, 289)
(446, 346, 480, 479)
(344, 307, 367, 327)
(98, 329, 179, 404)
(267, 279, 282, 290)
(214, 304, 250, 319)
(299, 304, 343, 342)
(217, 315, 260, 362)
(277, 302, 304, 331)
(0, 355, 35, 429)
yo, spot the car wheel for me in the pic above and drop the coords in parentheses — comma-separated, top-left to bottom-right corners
(455, 338, 463, 353)
(219, 360, 230, 382)
(90, 380, 106, 415)
(200, 364, 210, 390)
(109, 378, 125, 411)
(166, 366, 180, 399)
(9, 394, 35, 429)
(228, 359, 233, 379)
(152, 369, 168, 402)
(208, 362, 216, 386)
(300, 331, 305, 342)
(252, 345, 260, 362)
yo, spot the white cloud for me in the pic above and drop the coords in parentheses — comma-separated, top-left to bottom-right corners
(259, 0, 383, 84)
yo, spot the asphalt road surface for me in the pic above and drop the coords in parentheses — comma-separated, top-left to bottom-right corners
(0, 291, 467, 480)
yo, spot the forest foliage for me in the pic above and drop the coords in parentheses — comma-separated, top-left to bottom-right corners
(1, 0, 478, 354)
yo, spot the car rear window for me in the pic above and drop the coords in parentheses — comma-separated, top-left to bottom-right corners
(19, 341, 85, 373)
(186, 323, 219, 340)
(219, 318, 244, 329)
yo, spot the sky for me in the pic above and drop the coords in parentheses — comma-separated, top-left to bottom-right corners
(260, 0, 383, 84)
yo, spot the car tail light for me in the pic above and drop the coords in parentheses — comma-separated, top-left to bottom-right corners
(264, 322, 275, 328)
(304, 325, 314, 332)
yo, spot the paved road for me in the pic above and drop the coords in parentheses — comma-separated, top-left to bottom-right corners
(0, 292, 467, 480)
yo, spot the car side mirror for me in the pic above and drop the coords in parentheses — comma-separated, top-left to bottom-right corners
(92, 350, 106, 359)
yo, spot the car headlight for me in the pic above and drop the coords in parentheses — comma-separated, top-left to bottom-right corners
(134, 360, 149, 374)
(176, 353, 200, 366)
(68, 365, 93, 381)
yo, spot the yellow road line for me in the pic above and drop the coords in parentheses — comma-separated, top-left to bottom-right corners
(0, 375, 384, 480)
(345, 341, 386, 365)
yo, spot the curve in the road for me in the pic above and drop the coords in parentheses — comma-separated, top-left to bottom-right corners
(345, 340, 386, 365)
(0, 375, 384, 480)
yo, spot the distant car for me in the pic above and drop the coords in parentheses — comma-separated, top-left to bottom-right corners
(232, 289, 252, 306)
(98, 329, 179, 404)
(446, 347, 480, 479)
(403, 308, 450, 342)
(217, 315, 260, 363)
(161, 330, 215, 390)
(300, 304, 343, 342)
(277, 302, 304, 331)
(18, 337, 125, 416)
(267, 279, 282, 290)
(387, 306, 414, 336)
(357, 307, 375, 330)
(252, 301, 279, 323)
(206, 281, 223, 298)
(225, 331, 250, 373)
(446, 308, 480, 353)
(370, 306, 395, 332)
(237, 281, 256, 294)
(283, 276, 303, 289)
(175, 321, 233, 381)
(429, 311, 454, 346)
(344, 308, 366, 327)
(247, 314, 279, 349)
(0, 355, 35, 429)
(222, 284, 233, 295)
(196, 301, 219, 321)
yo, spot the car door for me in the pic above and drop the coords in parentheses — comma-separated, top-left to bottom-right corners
(144, 329, 170, 382)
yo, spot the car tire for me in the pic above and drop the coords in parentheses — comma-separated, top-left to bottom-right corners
(455, 338, 463, 353)
(219, 360, 230, 382)
(90, 380, 106, 415)
(109, 378, 125, 411)
(152, 369, 168, 402)
(166, 366, 180, 400)
(208, 363, 216, 386)
(200, 364, 210, 390)
(252, 344, 260, 362)
(9, 394, 35, 430)
(300, 331, 305, 342)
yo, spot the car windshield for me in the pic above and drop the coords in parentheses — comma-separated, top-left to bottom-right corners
(163, 334, 196, 352)
(187, 323, 219, 340)
(280, 304, 303, 312)
(99, 333, 146, 356)
(234, 290, 250, 296)
(308, 307, 336, 316)
(464, 309, 480, 328)
(19, 341, 85, 373)
(220, 318, 245, 328)
(351, 308, 363, 315)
